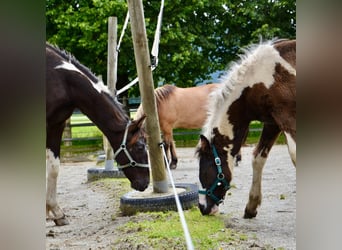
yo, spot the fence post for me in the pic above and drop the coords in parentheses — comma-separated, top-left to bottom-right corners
(103, 16, 118, 170)
(64, 118, 72, 147)
(127, 0, 168, 193)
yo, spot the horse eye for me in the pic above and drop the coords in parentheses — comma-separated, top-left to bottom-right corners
(137, 143, 145, 150)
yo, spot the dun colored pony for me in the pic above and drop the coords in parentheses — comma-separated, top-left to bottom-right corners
(46, 44, 150, 226)
(196, 39, 296, 218)
(135, 83, 220, 169)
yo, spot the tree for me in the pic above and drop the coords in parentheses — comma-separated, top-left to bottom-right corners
(46, 0, 296, 96)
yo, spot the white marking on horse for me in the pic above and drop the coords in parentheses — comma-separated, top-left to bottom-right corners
(198, 191, 207, 207)
(223, 145, 234, 177)
(203, 42, 296, 141)
(284, 132, 296, 165)
(46, 148, 67, 221)
(250, 151, 267, 201)
(198, 186, 219, 215)
(55, 61, 110, 94)
(46, 149, 60, 211)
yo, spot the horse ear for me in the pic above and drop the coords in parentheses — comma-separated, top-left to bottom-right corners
(199, 135, 210, 152)
(130, 114, 146, 134)
(134, 113, 146, 128)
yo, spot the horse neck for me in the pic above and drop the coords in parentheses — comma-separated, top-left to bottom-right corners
(203, 87, 250, 157)
(74, 89, 129, 149)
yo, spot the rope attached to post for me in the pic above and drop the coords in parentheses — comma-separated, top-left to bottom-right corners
(151, 0, 164, 68)
(159, 143, 194, 250)
(116, 11, 130, 52)
(116, 0, 164, 96)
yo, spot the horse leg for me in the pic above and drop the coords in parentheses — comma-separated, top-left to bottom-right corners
(46, 123, 69, 226)
(284, 131, 296, 166)
(162, 131, 177, 169)
(161, 133, 171, 166)
(272, 112, 296, 166)
(169, 134, 178, 169)
(235, 129, 248, 166)
(162, 137, 170, 165)
(244, 124, 280, 219)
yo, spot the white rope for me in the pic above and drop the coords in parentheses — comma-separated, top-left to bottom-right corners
(116, 11, 130, 52)
(116, 0, 164, 96)
(160, 144, 194, 250)
(116, 66, 156, 96)
(151, 0, 164, 67)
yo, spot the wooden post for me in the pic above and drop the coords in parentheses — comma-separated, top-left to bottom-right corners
(104, 16, 118, 170)
(64, 118, 72, 147)
(127, 0, 168, 193)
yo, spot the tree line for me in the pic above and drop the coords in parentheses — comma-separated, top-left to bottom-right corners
(46, 0, 296, 96)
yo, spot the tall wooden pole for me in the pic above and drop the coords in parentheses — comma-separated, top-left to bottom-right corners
(107, 16, 118, 94)
(127, 0, 168, 193)
(104, 16, 118, 170)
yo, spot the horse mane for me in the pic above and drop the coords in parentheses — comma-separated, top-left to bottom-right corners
(46, 43, 98, 84)
(155, 84, 176, 104)
(202, 39, 295, 140)
(134, 84, 176, 120)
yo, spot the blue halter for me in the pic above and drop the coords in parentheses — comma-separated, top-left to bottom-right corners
(199, 144, 231, 205)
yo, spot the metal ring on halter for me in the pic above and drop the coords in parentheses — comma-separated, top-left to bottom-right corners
(217, 173, 225, 180)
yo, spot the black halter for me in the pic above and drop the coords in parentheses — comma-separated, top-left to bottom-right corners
(198, 144, 231, 205)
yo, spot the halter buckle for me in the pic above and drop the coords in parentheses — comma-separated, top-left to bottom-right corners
(214, 157, 221, 166)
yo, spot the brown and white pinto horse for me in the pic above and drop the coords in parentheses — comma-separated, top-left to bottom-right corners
(46, 44, 150, 226)
(196, 39, 296, 218)
(135, 83, 220, 169)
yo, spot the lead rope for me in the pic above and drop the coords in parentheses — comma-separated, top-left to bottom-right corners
(160, 143, 194, 250)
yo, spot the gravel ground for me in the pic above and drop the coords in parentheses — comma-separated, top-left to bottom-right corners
(173, 145, 296, 249)
(46, 144, 295, 249)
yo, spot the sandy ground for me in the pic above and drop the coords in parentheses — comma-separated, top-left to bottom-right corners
(46, 145, 295, 249)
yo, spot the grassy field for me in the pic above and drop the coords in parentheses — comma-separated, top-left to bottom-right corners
(61, 113, 285, 158)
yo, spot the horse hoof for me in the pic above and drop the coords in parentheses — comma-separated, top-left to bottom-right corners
(243, 208, 257, 219)
(169, 163, 177, 170)
(54, 216, 69, 226)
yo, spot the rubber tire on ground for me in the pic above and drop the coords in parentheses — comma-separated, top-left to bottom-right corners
(120, 183, 198, 215)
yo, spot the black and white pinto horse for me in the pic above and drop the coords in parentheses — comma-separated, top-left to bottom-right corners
(196, 39, 296, 218)
(46, 44, 150, 226)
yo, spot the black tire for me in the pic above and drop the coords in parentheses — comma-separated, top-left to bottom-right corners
(120, 183, 198, 215)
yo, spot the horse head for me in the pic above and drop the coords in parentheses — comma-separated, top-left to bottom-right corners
(196, 133, 232, 215)
(114, 114, 150, 191)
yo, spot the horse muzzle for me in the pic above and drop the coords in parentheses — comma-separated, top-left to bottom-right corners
(131, 179, 149, 192)
(198, 202, 219, 215)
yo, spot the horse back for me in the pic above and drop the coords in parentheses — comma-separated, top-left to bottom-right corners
(274, 39, 296, 69)
(171, 83, 220, 128)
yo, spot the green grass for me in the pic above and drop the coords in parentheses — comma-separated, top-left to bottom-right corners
(174, 121, 285, 147)
(61, 113, 286, 158)
(113, 207, 250, 249)
(91, 172, 281, 249)
(69, 113, 102, 139)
